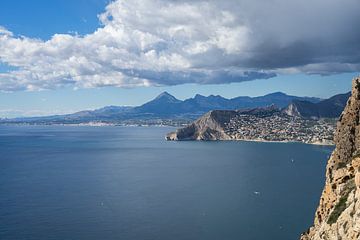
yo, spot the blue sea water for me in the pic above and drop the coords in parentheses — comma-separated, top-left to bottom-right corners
(0, 126, 333, 240)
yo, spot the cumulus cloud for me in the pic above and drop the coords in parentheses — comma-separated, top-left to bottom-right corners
(0, 0, 359, 91)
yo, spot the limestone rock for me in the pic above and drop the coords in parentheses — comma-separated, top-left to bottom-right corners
(165, 110, 236, 140)
(300, 77, 360, 240)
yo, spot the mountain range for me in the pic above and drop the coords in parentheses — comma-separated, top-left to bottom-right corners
(0, 91, 348, 124)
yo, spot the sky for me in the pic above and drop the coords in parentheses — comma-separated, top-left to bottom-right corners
(0, 0, 359, 117)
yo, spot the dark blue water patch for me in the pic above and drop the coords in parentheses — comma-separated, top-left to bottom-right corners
(0, 125, 333, 240)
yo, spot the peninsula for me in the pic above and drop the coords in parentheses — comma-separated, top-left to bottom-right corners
(165, 106, 336, 145)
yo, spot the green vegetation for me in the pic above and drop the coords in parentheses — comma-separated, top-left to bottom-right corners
(327, 192, 350, 225)
(345, 178, 356, 191)
(336, 162, 347, 169)
(327, 179, 355, 225)
(352, 151, 360, 159)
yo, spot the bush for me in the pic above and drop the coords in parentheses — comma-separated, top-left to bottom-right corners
(327, 193, 350, 225)
(327, 178, 355, 225)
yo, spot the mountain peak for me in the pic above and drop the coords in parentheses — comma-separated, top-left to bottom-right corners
(152, 91, 181, 104)
(194, 94, 205, 99)
(265, 92, 288, 97)
(155, 91, 175, 99)
(208, 94, 226, 99)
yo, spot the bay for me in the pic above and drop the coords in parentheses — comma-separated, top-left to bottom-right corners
(0, 126, 333, 240)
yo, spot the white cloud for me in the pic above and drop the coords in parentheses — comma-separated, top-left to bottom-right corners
(0, 26, 13, 37)
(0, 0, 359, 91)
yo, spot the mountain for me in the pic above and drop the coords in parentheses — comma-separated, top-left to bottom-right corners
(133, 91, 321, 117)
(284, 92, 350, 118)
(166, 109, 238, 141)
(0, 91, 323, 124)
(232, 92, 321, 109)
(180, 94, 232, 113)
(182, 92, 321, 112)
(132, 91, 321, 118)
(300, 77, 360, 239)
(6, 106, 133, 124)
(134, 91, 182, 115)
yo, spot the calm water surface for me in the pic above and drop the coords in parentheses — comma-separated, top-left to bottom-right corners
(0, 126, 333, 240)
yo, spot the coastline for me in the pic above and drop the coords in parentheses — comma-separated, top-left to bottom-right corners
(0, 123, 334, 146)
(232, 138, 334, 146)
(0, 122, 183, 127)
(169, 136, 335, 146)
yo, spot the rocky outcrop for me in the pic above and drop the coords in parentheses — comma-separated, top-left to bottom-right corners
(284, 100, 319, 118)
(300, 77, 360, 240)
(284, 92, 350, 119)
(165, 110, 236, 140)
(165, 107, 283, 141)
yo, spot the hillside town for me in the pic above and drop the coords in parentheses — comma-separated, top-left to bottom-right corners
(223, 112, 336, 144)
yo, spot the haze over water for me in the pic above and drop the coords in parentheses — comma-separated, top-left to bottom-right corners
(0, 126, 333, 240)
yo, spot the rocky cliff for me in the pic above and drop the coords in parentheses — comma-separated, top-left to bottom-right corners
(300, 77, 360, 240)
(166, 110, 236, 140)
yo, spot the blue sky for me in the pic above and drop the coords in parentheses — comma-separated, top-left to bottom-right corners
(0, 0, 358, 117)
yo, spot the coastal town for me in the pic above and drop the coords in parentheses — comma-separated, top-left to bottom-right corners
(223, 112, 336, 145)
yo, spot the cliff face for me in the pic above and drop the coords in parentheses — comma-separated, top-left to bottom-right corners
(165, 110, 236, 140)
(284, 100, 319, 118)
(301, 77, 360, 240)
(165, 107, 281, 141)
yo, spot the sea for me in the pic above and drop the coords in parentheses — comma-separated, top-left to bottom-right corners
(0, 125, 334, 240)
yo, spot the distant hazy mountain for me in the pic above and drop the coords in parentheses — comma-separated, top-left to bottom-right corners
(1, 91, 324, 124)
(133, 91, 321, 116)
(134, 92, 183, 115)
(284, 92, 350, 118)
(231, 92, 321, 109)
